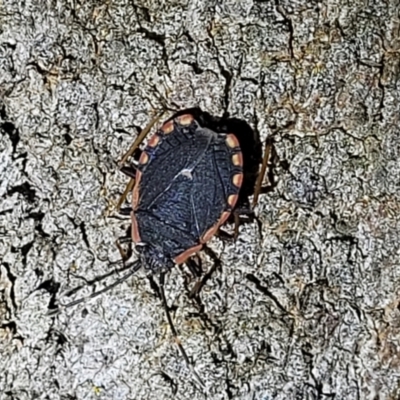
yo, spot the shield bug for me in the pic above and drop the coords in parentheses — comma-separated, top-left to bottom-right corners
(49, 108, 270, 387)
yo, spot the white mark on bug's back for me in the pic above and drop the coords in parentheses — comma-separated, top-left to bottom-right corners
(180, 168, 193, 179)
(191, 193, 200, 235)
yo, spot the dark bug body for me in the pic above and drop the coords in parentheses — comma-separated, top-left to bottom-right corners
(131, 112, 245, 272)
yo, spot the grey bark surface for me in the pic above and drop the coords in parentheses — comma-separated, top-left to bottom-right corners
(1, 0, 400, 399)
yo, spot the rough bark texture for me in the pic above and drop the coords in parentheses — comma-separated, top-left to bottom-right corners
(1, 1, 400, 399)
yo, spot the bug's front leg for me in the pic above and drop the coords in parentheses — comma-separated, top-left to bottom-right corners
(116, 110, 165, 211)
(116, 150, 142, 211)
(118, 110, 165, 167)
(115, 177, 135, 212)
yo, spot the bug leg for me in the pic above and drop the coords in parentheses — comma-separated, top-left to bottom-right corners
(215, 227, 234, 241)
(116, 179, 135, 211)
(216, 205, 254, 242)
(190, 246, 221, 299)
(231, 206, 257, 239)
(159, 272, 205, 388)
(233, 211, 240, 240)
(115, 238, 132, 261)
(117, 236, 131, 244)
(116, 226, 132, 261)
(116, 163, 139, 211)
(252, 137, 273, 207)
(118, 110, 165, 167)
(120, 165, 137, 179)
(116, 110, 165, 211)
(185, 256, 202, 278)
(118, 207, 132, 216)
(47, 260, 142, 316)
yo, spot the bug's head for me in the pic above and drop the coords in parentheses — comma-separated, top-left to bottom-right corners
(135, 243, 174, 273)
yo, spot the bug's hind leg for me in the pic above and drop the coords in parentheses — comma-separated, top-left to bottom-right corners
(189, 246, 221, 299)
(231, 205, 258, 239)
(185, 256, 202, 278)
(252, 137, 273, 207)
(216, 204, 254, 242)
(159, 272, 205, 388)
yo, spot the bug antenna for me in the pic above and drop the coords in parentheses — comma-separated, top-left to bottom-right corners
(47, 260, 142, 316)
